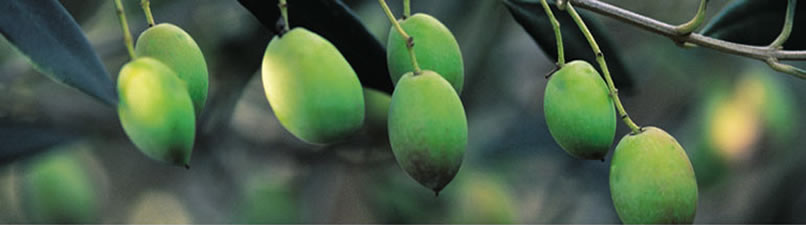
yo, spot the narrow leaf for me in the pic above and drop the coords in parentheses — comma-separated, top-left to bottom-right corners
(0, 0, 117, 105)
(701, 0, 806, 50)
(503, 0, 635, 93)
(237, 0, 393, 94)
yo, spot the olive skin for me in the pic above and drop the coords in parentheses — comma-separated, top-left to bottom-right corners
(262, 28, 365, 145)
(610, 127, 698, 224)
(543, 60, 616, 160)
(135, 23, 208, 116)
(387, 13, 464, 94)
(117, 57, 195, 166)
(388, 70, 467, 194)
(363, 88, 392, 134)
(23, 150, 97, 223)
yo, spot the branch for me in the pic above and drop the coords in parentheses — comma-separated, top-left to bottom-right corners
(568, 0, 806, 78)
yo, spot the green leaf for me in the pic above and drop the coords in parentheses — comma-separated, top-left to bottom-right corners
(0, 0, 117, 105)
(701, 0, 806, 50)
(502, 0, 634, 93)
(237, 0, 393, 94)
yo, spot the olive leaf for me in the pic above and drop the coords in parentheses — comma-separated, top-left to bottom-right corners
(502, 0, 635, 94)
(237, 0, 393, 94)
(0, 0, 117, 106)
(701, 0, 806, 50)
(0, 120, 81, 165)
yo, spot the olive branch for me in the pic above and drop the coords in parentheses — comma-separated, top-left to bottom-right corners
(567, 0, 806, 79)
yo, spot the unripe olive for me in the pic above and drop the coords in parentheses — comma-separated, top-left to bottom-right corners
(387, 13, 464, 94)
(334, 88, 393, 164)
(388, 70, 467, 194)
(363, 88, 392, 134)
(117, 57, 195, 167)
(610, 127, 698, 224)
(262, 28, 365, 145)
(135, 23, 209, 116)
(23, 149, 97, 223)
(543, 60, 616, 160)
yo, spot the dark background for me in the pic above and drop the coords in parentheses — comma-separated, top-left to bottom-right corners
(1, 0, 805, 223)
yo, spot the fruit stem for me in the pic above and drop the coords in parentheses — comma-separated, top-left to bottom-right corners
(379, 0, 422, 74)
(769, 0, 796, 49)
(140, 0, 156, 27)
(540, 0, 565, 67)
(403, 0, 411, 18)
(566, 3, 642, 134)
(279, 0, 290, 33)
(114, 0, 136, 60)
(673, 0, 708, 35)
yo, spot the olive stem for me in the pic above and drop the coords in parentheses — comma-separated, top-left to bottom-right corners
(566, 3, 642, 134)
(404, 0, 411, 18)
(115, 0, 136, 60)
(769, 0, 796, 49)
(673, 0, 708, 35)
(279, 0, 290, 32)
(140, 0, 155, 27)
(379, 0, 422, 74)
(540, 0, 565, 67)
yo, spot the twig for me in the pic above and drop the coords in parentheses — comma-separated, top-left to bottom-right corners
(379, 0, 422, 74)
(568, 0, 806, 79)
(114, 0, 136, 59)
(140, 0, 155, 27)
(540, 0, 565, 67)
(674, 0, 709, 35)
(566, 3, 642, 134)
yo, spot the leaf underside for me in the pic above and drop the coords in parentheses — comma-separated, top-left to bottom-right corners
(0, 0, 117, 105)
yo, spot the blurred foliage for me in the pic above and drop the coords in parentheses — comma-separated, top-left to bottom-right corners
(0, 0, 805, 223)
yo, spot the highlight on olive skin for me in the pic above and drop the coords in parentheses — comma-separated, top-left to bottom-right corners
(543, 60, 616, 160)
(117, 57, 195, 167)
(135, 23, 209, 116)
(387, 70, 467, 195)
(261, 27, 365, 145)
(609, 126, 698, 224)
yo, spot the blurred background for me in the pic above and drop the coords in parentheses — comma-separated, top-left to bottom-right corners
(1, 0, 805, 223)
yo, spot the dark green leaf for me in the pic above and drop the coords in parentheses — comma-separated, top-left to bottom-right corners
(0, 120, 81, 165)
(503, 0, 635, 94)
(237, 0, 393, 94)
(0, 0, 117, 106)
(701, 0, 806, 50)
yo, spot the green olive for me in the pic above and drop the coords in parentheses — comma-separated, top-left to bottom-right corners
(136, 23, 208, 116)
(543, 60, 616, 160)
(261, 28, 365, 145)
(23, 149, 97, 223)
(387, 13, 464, 94)
(117, 57, 195, 166)
(610, 127, 698, 224)
(388, 70, 467, 195)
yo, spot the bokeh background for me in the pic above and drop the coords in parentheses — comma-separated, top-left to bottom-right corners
(1, 0, 805, 223)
